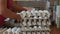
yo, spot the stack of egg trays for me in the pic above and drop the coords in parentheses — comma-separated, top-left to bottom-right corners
(19, 10, 51, 34)
(0, 27, 50, 34)
(0, 28, 7, 34)
(1, 12, 51, 34)
(19, 17, 51, 34)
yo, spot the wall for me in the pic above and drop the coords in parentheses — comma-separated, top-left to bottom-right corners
(14, 0, 47, 10)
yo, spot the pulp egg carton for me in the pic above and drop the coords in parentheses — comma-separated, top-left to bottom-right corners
(21, 31, 50, 34)
(19, 10, 51, 26)
(2, 10, 51, 34)
(1, 27, 50, 34)
(17, 10, 51, 34)
(0, 28, 7, 34)
(17, 10, 50, 19)
(2, 27, 22, 34)
(21, 17, 51, 26)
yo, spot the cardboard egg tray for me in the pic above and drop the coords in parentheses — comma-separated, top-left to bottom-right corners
(3, 10, 51, 34)
(0, 27, 51, 34)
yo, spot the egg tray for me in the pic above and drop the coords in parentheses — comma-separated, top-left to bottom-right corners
(0, 27, 51, 34)
(2, 18, 51, 34)
(3, 10, 51, 34)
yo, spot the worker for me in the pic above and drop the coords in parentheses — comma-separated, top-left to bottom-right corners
(0, 0, 31, 27)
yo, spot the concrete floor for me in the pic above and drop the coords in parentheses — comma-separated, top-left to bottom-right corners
(51, 24, 60, 34)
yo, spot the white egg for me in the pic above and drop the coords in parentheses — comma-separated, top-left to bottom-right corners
(37, 22, 41, 25)
(34, 26, 37, 30)
(38, 26, 41, 29)
(39, 17, 42, 19)
(4, 18, 10, 21)
(42, 32, 45, 34)
(12, 27, 17, 32)
(27, 22, 31, 26)
(23, 22, 26, 26)
(7, 28, 12, 32)
(6, 28, 12, 34)
(15, 28, 21, 34)
(34, 16, 37, 19)
(46, 32, 50, 34)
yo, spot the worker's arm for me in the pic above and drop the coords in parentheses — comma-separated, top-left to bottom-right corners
(3, 7, 21, 21)
(3, 8, 18, 18)
(1, 0, 21, 22)
(10, 0, 27, 11)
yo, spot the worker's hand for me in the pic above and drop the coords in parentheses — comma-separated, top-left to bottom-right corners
(23, 7, 32, 11)
(16, 14, 22, 22)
